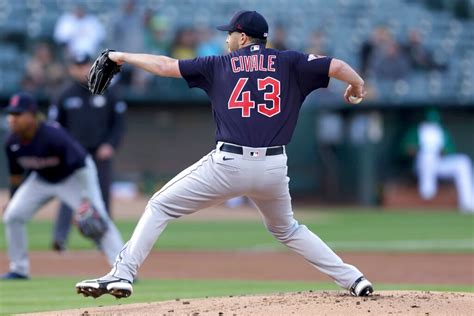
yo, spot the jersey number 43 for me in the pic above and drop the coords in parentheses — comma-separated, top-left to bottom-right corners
(228, 77, 281, 118)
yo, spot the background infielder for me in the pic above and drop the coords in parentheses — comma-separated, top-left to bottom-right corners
(76, 10, 373, 298)
(1, 92, 124, 279)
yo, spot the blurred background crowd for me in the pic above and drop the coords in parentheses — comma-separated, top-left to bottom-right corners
(0, 0, 472, 102)
(0, 0, 473, 210)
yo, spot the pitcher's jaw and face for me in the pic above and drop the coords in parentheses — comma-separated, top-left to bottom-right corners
(226, 31, 249, 52)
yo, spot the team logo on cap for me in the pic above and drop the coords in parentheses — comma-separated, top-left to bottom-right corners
(10, 95, 20, 107)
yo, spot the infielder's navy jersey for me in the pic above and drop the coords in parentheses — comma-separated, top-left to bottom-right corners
(179, 45, 332, 147)
(5, 122, 87, 183)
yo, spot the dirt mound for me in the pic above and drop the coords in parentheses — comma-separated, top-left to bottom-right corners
(24, 291, 473, 315)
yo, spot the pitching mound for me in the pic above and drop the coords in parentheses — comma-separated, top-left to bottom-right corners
(27, 291, 473, 315)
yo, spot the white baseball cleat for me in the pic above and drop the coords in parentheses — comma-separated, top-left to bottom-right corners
(76, 275, 133, 299)
(349, 276, 374, 296)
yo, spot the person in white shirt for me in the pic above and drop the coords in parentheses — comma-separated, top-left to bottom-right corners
(402, 109, 474, 213)
(54, 5, 106, 56)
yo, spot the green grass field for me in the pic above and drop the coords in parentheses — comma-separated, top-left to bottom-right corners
(0, 209, 473, 314)
(0, 278, 472, 315)
(0, 210, 472, 252)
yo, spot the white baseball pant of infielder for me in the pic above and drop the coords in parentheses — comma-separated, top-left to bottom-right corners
(3, 156, 124, 276)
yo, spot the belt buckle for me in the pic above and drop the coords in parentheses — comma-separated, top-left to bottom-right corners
(242, 147, 266, 160)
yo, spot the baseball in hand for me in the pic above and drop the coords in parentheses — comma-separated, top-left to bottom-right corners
(349, 95, 363, 104)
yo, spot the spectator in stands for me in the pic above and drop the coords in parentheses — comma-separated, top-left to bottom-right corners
(401, 109, 474, 213)
(269, 23, 288, 51)
(23, 42, 65, 96)
(370, 39, 410, 80)
(301, 30, 340, 102)
(402, 29, 446, 71)
(359, 27, 410, 99)
(48, 52, 127, 251)
(170, 27, 197, 59)
(112, 0, 149, 91)
(143, 9, 170, 55)
(305, 30, 329, 56)
(360, 26, 392, 79)
(196, 25, 223, 57)
(54, 5, 105, 56)
(112, 0, 144, 53)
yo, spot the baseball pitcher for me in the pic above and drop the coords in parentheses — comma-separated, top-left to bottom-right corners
(76, 10, 373, 298)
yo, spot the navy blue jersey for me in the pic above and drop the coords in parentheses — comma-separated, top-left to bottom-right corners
(5, 122, 87, 183)
(179, 45, 332, 147)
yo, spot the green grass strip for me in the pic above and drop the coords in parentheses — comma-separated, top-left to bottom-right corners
(0, 210, 472, 252)
(0, 277, 472, 315)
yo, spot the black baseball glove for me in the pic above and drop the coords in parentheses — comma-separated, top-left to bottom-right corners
(74, 200, 108, 242)
(88, 49, 121, 95)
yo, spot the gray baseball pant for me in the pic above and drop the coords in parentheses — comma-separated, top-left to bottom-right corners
(3, 156, 123, 276)
(108, 143, 364, 289)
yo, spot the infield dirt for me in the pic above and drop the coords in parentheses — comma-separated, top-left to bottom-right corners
(22, 291, 474, 315)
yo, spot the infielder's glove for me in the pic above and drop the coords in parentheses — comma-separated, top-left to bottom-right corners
(88, 49, 121, 95)
(74, 200, 108, 242)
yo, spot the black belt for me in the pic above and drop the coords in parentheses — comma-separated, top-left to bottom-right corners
(220, 143, 284, 156)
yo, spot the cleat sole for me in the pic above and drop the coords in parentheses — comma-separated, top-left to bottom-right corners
(76, 286, 106, 298)
(109, 288, 132, 299)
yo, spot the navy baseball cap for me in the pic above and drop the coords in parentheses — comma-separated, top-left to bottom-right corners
(4, 92, 38, 114)
(217, 10, 268, 39)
